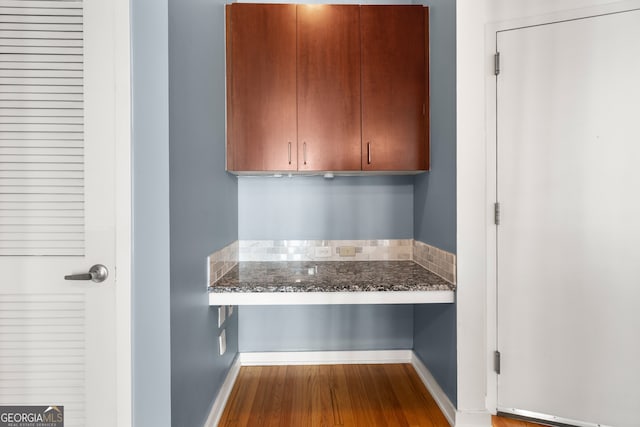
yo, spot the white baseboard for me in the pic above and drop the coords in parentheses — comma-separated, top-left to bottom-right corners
(203, 355, 241, 427)
(240, 349, 413, 366)
(453, 411, 492, 427)
(204, 350, 490, 427)
(411, 352, 457, 426)
(411, 353, 491, 427)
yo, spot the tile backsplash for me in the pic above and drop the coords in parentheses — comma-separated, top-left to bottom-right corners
(209, 239, 456, 286)
(412, 240, 456, 284)
(208, 241, 239, 287)
(239, 239, 413, 262)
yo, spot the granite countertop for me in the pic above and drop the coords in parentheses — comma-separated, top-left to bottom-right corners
(209, 261, 455, 293)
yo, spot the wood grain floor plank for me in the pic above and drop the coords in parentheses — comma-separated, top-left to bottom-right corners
(263, 365, 287, 427)
(355, 365, 389, 426)
(245, 365, 282, 426)
(312, 366, 335, 427)
(275, 365, 297, 427)
(383, 364, 446, 427)
(345, 363, 388, 427)
(219, 366, 261, 427)
(402, 364, 450, 426)
(290, 365, 313, 426)
(244, 366, 269, 426)
(368, 364, 411, 426)
(259, 366, 278, 427)
(329, 364, 358, 427)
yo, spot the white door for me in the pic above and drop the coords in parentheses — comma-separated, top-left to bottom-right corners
(0, 1, 124, 426)
(496, 9, 640, 427)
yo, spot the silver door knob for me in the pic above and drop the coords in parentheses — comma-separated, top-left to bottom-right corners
(64, 264, 109, 283)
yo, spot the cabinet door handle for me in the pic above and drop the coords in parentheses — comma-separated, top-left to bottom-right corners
(367, 142, 372, 165)
(303, 142, 307, 165)
(288, 142, 292, 165)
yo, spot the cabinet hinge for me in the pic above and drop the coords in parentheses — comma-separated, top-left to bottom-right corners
(494, 202, 501, 225)
(494, 350, 501, 374)
(494, 52, 500, 76)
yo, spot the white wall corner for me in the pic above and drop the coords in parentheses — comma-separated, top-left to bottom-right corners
(204, 355, 241, 427)
(454, 410, 493, 427)
(456, 0, 492, 418)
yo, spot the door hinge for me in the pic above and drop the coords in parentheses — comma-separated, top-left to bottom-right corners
(494, 350, 501, 374)
(494, 52, 500, 76)
(494, 202, 501, 225)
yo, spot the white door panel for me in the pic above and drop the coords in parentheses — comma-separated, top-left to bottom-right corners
(497, 9, 640, 427)
(0, 1, 119, 426)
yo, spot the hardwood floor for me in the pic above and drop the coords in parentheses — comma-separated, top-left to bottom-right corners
(218, 364, 546, 427)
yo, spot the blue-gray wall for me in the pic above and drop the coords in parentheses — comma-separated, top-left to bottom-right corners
(413, 0, 456, 254)
(131, 0, 172, 426)
(413, 0, 458, 406)
(414, 303, 457, 404)
(168, 0, 239, 425)
(239, 305, 414, 351)
(238, 176, 413, 240)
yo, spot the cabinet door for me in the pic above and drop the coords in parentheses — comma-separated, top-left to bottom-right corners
(297, 5, 362, 171)
(361, 6, 428, 171)
(226, 4, 297, 171)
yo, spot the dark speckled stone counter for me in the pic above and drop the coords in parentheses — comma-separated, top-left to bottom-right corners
(209, 261, 455, 293)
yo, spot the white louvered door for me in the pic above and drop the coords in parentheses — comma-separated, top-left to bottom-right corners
(0, 1, 120, 426)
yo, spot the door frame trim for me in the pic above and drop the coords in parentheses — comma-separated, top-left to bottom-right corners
(114, 0, 132, 425)
(484, 0, 640, 415)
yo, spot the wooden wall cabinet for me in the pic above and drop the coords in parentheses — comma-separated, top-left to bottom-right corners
(361, 6, 429, 171)
(297, 5, 362, 172)
(226, 4, 297, 171)
(226, 4, 429, 173)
